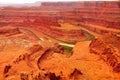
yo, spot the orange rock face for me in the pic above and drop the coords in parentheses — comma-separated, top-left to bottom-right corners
(33, 16, 60, 27)
(89, 33, 120, 72)
(0, 27, 21, 36)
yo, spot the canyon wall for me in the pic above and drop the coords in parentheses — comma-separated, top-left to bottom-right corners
(89, 33, 120, 72)
(41, 1, 120, 8)
(0, 1, 120, 36)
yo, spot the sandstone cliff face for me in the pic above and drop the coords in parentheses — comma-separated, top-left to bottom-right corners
(41, 2, 120, 8)
(0, 1, 120, 36)
(0, 27, 21, 36)
(33, 16, 60, 27)
(61, 6, 120, 30)
(89, 33, 120, 72)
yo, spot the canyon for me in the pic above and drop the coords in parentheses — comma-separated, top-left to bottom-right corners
(0, 1, 120, 38)
(0, 1, 120, 80)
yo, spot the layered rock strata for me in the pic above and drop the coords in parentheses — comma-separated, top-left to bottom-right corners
(89, 33, 120, 72)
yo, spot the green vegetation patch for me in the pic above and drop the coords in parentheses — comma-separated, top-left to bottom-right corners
(62, 45, 73, 57)
(62, 45, 73, 53)
(75, 23, 95, 41)
(82, 30, 95, 41)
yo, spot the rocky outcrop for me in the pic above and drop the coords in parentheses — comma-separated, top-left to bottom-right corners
(77, 23, 120, 34)
(78, 18, 120, 29)
(3, 65, 12, 77)
(33, 16, 60, 27)
(89, 33, 120, 72)
(0, 27, 21, 36)
(52, 43, 64, 54)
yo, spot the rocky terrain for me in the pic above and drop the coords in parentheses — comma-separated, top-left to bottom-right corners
(89, 33, 120, 72)
(0, 1, 120, 41)
(0, 27, 120, 80)
(0, 1, 120, 80)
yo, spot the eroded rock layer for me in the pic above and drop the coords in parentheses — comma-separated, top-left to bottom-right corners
(0, 1, 120, 40)
(0, 27, 120, 80)
(89, 33, 120, 72)
(0, 1, 120, 80)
